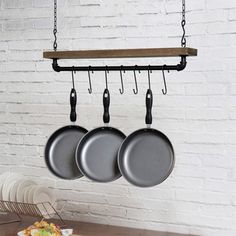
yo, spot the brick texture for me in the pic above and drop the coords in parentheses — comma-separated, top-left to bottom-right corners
(0, 0, 236, 235)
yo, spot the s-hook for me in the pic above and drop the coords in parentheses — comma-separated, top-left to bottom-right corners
(88, 66, 93, 94)
(105, 66, 109, 89)
(133, 65, 139, 94)
(147, 65, 152, 90)
(119, 66, 125, 94)
(162, 65, 169, 95)
(71, 69, 75, 89)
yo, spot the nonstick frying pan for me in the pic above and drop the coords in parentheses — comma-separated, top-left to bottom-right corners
(75, 88, 126, 182)
(45, 88, 88, 179)
(118, 89, 175, 187)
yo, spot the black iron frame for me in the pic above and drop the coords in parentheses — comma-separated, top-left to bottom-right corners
(52, 56, 187, 73)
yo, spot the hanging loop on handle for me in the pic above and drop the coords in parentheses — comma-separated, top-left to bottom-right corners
(103, 89, 110, 124)
(145, 89, 153, 126)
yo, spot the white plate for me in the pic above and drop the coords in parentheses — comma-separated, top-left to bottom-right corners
(33, 186, 56, 205)
(27, 185, 37, 204)
(2, 173, 22, 201)
(16, 179, 35, 203)
(9, 179, 23, 202)
(33, 186, 56, 216)
(23, 186, 32, 203)
(0, 173, 10, 200)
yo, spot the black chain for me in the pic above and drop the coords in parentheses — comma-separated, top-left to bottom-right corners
(53, 0, 57, 51)
(52, 1, 186, 50)
(181, 0, 186, 48)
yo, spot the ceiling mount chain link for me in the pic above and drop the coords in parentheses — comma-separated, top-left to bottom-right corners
(53, 0, 58, 51)
(52, 0, 187, 50)
(181, 0, 186, 48)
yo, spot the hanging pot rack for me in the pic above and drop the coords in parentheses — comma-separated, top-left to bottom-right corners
(43, 0, 197, 74)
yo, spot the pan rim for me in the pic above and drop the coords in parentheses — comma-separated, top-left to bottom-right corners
(45, 125, 88, 180)
(75, 126, 126, 183)
(117, 127, 175, 188)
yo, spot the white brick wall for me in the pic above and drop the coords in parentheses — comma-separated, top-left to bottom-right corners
(0, 0, 236, 235)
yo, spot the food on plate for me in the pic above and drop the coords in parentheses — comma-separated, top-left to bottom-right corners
(22, 220, 62, 236)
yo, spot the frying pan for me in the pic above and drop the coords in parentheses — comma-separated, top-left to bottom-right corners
(118, 89, 175, 187)
(45, 88, 88, 179)
(75, 88, 126, 182)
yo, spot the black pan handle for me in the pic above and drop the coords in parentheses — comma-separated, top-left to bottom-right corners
(103, 88, 110, 124)
(70, 88, 77, 122)
(145, 89, 153, 125)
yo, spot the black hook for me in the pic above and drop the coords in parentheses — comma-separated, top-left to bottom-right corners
(133, 65, 138, 94)
(88, 66, 93, 94)
(147, 65, 152, 90)
(119, 66, 125, 94)
(71, 69, 75, 89)
(162, 65, 169, 95)
(105, 66, 109, 90)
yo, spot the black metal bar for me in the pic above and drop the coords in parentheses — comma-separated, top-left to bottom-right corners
(52, 56, 187, 72)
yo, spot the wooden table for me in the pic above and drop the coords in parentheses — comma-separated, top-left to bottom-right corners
(0, 214, 195, 236)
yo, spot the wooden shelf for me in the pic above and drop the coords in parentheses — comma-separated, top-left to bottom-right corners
(43, 47, 197, 59)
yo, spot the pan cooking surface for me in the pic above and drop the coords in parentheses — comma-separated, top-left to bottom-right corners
(118, 129, 174, 187)
(45, 126, 87, 179)
(76, 127, 125, 182)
